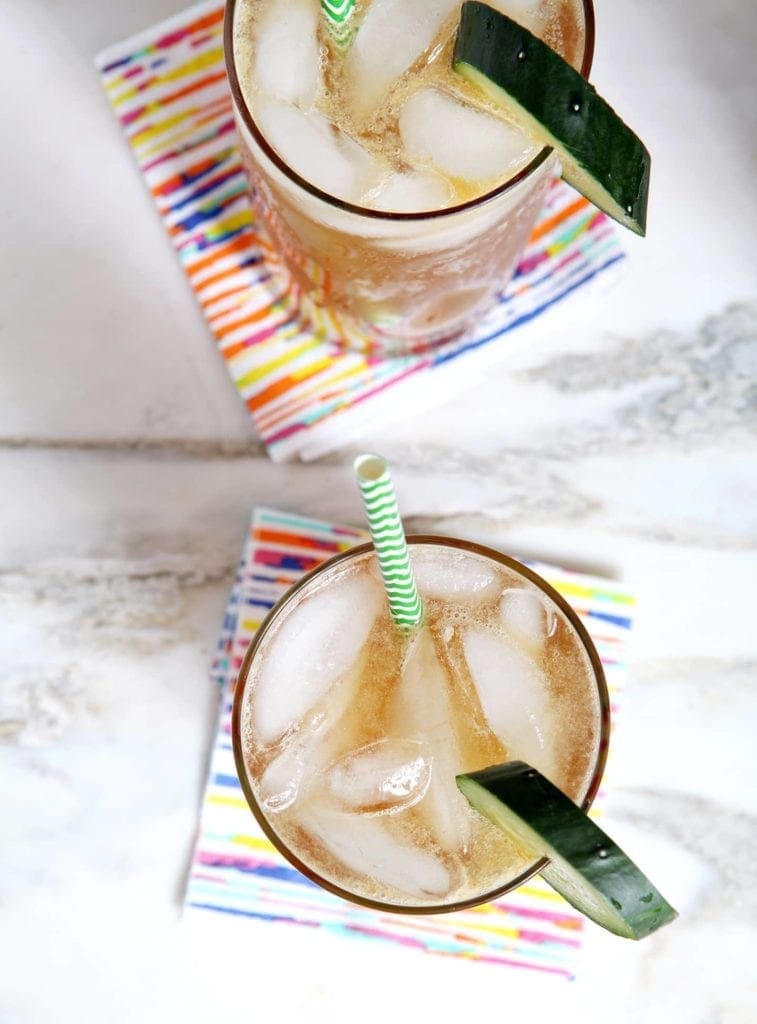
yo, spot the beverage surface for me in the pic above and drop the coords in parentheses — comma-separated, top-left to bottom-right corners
(233, 0, 584, 212)
(240, 544, 602, 907)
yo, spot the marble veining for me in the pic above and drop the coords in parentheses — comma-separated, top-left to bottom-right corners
(0, 559, 232, 747)
(520, 302, 757, 447)
(2, 0, 756, 1020)
(615, 786, 757, 918)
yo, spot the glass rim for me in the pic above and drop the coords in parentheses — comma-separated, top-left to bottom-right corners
(223, 0, 596, 223)
(231, 534, 611, 916)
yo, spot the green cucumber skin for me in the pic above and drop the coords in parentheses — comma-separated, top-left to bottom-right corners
(458, 762, 677, 940)
(454, 1, 650, 236)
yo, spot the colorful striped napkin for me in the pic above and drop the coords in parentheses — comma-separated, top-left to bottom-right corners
(185, 509, 633, 979)
(96, 2, 625, 462)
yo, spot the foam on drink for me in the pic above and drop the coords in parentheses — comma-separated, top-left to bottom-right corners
(239, 542, 603, 908)
(233, 0, 585, 211)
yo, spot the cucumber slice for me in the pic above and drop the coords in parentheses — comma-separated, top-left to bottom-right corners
(457, 761, 677, 939)
(453, 1, 651, 235)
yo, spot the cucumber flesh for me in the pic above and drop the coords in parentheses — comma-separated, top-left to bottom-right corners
(457, 761, 677, 939)
(453, 1, 651, 235)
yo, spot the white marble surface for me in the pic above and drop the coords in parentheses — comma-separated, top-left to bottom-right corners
(1, 0, 756, 1021)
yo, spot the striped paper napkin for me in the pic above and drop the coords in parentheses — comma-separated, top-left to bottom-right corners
(185, 509, 634, 979)
(96, 2, 626, 462)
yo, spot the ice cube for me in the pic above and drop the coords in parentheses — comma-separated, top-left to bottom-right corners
(304, 809, 451, 898)
(253, 0, 321, 107)
(411, 547, 501, 604)
(322, 738, 432, 814)
(252, 568, 383, 745)
(346, 0, 459, 119)
(399, 87, 539, 182)
(259, 735, 310, 813)
(257, 648, 369, 810)
(462, 627, 555, 777)
(486, 0, 546, 35)
(366, 170, 452, 213)
(391, 629, 471, 853)
(499, 587, 556, 659)
(254, 97, 384, 204)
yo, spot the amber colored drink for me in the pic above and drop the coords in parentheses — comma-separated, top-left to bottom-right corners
(225, 0, 593, 355)
(233, 538, 608, 912)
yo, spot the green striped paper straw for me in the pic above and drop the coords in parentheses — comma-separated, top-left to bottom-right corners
(321, 0, 356, 47)
(354, 454, 423, 629)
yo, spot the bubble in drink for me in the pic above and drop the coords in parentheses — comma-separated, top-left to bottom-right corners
(238, 542, 605, 908)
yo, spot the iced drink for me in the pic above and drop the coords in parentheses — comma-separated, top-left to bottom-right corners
(233, 537, 608, 912)
(225, 0, 593, 354)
